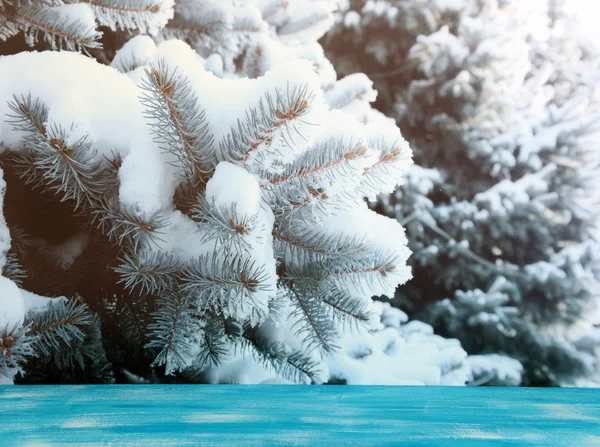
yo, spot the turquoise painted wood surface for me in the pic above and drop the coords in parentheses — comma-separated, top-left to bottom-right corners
(0, 386, 599, 446)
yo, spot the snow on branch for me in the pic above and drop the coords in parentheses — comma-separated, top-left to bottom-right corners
(219, 83, 317, 165)
(0, 40, 413, 382)
(141, 60, 215, 184)
(7, 94, 105, 210)
(16, 4, 102, 53)
(82, 0, 174, 35)
(146, 290, 200, 375)
(275, 2, 334, 45)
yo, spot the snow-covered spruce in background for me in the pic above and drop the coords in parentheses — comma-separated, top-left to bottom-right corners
(322, 0, 467, 113)
(325, 0, 600, 386)
(0, 37, 424, 384)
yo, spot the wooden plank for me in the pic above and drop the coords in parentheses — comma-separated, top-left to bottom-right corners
(0, 386, 598, 446)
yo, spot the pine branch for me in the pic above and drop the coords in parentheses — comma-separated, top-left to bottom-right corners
(114, 250, 181, 295)
(192, 195, 264, 251)
(265, 142, 365, 187)
(219, 83, 315, 163)
(273, 221, 368, 258)
(284, 282, 339, 355)
(321, 288, 376, 329)
(0, 324, 36, 378)
(262, 139, 368, 218)
(238, 324, 321, 384)
(178, 253, 272, 317)
(281, 259, 378, 329)
(20, 309, 114, 383)
(330, 253, 399, 279)
(146, 290, 200, 375)
(25, 299, 92, 365)
(162, 6, 261, 60)
(5, 224, 32, 259)
(285, 249, 404, 300)
(195, 317, 227, 369)
(0, 13, 19, 42)
(276, 9, 332, 43)
(162, 7, 228, 37)
(80, 0, 172, 34)
(92, 196, 168, 252)
(260, 138, 367, 214)
(2, 252, 26, 286)
(140, 60, 215, 183)
(361, 137, 412, 195)
(0, 33, 417, 384)
(7, 94, 106, 210)
(16, 5, 102, 53)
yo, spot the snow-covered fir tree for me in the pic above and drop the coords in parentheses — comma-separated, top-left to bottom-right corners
(0, 1, 475, 385)
(324, 0, 600, 386)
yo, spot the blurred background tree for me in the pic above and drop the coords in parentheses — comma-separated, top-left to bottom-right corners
(323, 0, 600, 386)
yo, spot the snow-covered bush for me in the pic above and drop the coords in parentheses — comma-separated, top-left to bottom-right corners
(0, 25, 424, 383)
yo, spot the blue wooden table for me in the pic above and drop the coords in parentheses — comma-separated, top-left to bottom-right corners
(0, 386, 598, 446)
